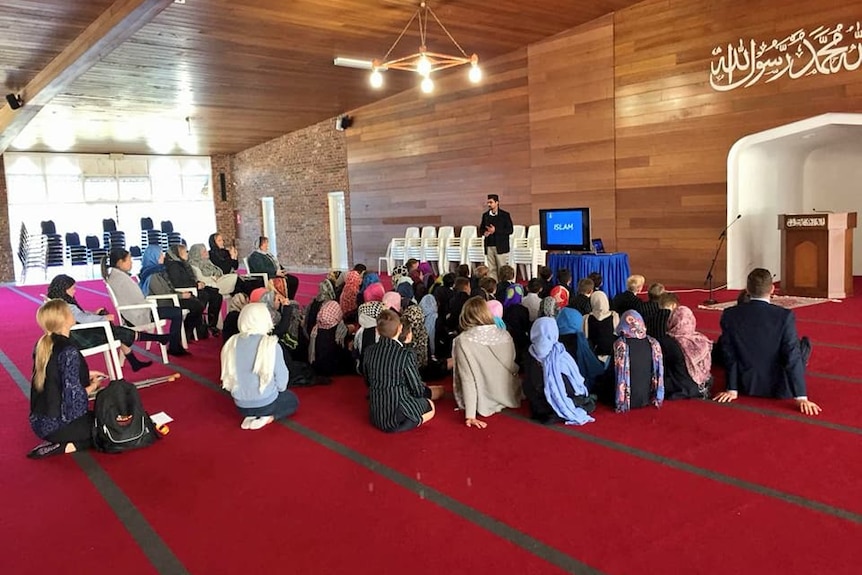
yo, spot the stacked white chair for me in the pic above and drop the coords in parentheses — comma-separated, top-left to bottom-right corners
(435, 226, 454, 271)
(420, 226, 441, 272)
(510, 236, 533, 281)
(510, 224, 526, 247)
(467, 234, 487, 270)
(405, 226, 424, 262)
(527, 224, 546, 279)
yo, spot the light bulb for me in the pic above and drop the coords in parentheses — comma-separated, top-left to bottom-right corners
(417, 54, 432, 77)
(420, 76, 434, 94)
(469, 63, 482, 83)
(370, 69, 383, 88)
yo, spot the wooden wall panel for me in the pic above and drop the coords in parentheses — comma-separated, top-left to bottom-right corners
(614, 0, 862, 285)
(529, 15, 617, 250)
(345, 50, 533, 266)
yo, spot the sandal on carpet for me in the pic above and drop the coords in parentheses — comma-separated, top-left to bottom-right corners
(27, 442, 65, 459)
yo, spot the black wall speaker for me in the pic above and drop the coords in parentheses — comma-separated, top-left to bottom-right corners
(5, 93, 23, 110)
(219, 172, 227, 202)
(336, 115, 353, 131)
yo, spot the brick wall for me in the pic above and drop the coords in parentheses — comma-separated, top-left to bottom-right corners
(210, 154, 237, 243)
(0, 156, 13, 282)
(230, 118, 351, 272)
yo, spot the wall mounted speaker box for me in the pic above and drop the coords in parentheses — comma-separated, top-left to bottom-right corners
(219, 172, 227, 202)
(5, 93, 23, 110)
(335, 115, 353, 131)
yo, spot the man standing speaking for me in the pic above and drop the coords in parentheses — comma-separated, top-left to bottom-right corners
(479, 194, 514, 280)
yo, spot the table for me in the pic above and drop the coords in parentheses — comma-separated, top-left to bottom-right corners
(546, 253, 631, 299)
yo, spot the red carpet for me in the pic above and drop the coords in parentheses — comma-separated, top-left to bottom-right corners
(2, 274, 861, 574)
(294, 379, 861, 575)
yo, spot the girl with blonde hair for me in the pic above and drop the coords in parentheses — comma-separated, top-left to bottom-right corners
(452, 297, 521, 429)
(28, 300, 106, 458)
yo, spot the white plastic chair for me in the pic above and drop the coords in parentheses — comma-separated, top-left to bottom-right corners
(510, 237, 534, 281)
(510, 225, 526, 247)
(105, 280, 186, 363)
(405, 227, 420, 240)
(420, 226, 436, 240)
(242, 256, 270, 284)
(467, 236, 487, 270)
(70, 321, 125, 381)
(436, 226, 454, 267)
(405, 236, 424, 262)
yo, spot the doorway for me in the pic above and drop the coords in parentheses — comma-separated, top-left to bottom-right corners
(328, 191, 349, 270)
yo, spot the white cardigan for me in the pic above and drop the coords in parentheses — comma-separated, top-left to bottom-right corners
(453, 325, 521, 419)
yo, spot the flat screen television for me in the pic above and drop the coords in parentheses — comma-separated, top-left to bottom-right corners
(538, 207, 592, 251)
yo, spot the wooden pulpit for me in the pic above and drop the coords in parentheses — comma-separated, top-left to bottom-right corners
(778, 212, 857, 298)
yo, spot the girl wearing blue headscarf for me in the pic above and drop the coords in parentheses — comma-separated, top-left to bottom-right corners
(556, 308, 607, 392)
(523, 317, 596, 425)
(138, 244, 165, 295)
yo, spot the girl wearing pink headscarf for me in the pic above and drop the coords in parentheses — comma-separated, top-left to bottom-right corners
(309, 301, 352, 376)
(662, 305, 712, 399)
(382, 291, 402, 313)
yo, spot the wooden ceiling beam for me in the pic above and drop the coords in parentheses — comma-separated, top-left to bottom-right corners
(0, 0, 175, 153)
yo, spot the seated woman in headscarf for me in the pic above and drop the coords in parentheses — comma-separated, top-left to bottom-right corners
(208, 232, 239, 274)
(452, 297, 521, 429)
(102, 249, 188, 357)
(661, 305, 712, 399)
(523, 317, 596, 425)
(339, 270, 363, 324)
(357, 272, 380, 305)
(363, 281, 385, 304)
(555, 307, 607, 392)
(609, 310, 664, 412)
(354, 301, 385, 375)
(26, 300, 107, 458)
(501, 284, 530, 368)
(382, 291, 402, 314)
(220, 303, 299, 431)
(188, 243, 238, 296)
(138, 244, 167, 297)
(419, 294, 438, 359)
(251, 286, 302, 357)
(165, 244, 221, 338)
(308, 301, 353, 376)
(539, 295, 561, 319)
(221, 293, 248, 344)
(583, 290, 619, 362)
(305, 273, 338, 336)
(396, 281, 415, 312)
(47, 274, 168, 372)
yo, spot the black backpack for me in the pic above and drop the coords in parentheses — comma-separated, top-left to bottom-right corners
(92, 379, 159, 453)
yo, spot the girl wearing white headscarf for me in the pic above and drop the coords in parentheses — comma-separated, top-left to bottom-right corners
(583, 290, 620, 361)
(221, 303, 298, 430)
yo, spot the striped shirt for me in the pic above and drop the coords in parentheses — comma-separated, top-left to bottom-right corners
(363, 337, 429, 432)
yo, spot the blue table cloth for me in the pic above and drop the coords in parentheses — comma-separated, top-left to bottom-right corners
(546, 253, 631, 299)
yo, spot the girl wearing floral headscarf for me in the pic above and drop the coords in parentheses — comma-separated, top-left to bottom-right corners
(612, 310, 664, 412)
(339, 270, 363, 322)
(309, 301, 352, 376)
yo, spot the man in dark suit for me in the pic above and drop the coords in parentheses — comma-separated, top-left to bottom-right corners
(479, 194, 514, 280)
(715, 268, 821, 416)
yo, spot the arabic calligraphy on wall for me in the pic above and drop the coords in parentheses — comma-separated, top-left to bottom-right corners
(709, 22, 862, 92)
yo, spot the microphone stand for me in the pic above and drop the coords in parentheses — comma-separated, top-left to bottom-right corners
(704, 214, 742, 305)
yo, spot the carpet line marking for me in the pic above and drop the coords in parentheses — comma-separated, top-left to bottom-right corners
(138, 353, 606, 575)
(503, 412, 862, 525)
(0, 349, 190, 575)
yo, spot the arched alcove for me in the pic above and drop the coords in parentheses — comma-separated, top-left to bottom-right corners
(726, 113, 862, 289)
